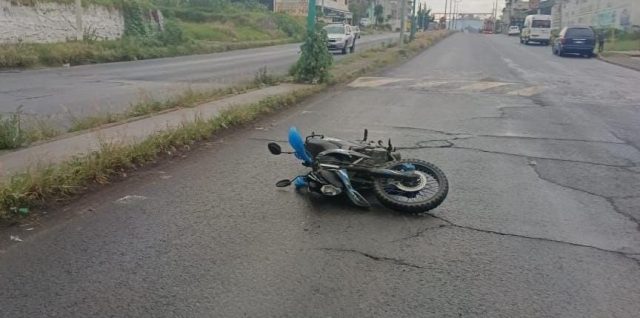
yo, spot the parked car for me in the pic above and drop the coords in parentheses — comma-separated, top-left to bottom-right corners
(520, 14, 552, 45)
(360, 18, 371, 27)
(353, 26, 361, 39)
(552, 26, 596, 58)
(508, 26, 520, 36)
(323, 23, 356, 54)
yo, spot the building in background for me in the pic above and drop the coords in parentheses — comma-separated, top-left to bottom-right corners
(274, 0, 352, 23)
(274, 0, 308, 16)
(502, 0, 531, 32)
(551, 0, 639, 31)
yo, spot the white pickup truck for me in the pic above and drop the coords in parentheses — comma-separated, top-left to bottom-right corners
(324, 24, 356, 55)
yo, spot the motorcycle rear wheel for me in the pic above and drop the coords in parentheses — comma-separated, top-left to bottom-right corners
(373, 159, 448, 213)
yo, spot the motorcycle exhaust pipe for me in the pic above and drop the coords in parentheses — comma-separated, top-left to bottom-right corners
(343, 166, 419, 182)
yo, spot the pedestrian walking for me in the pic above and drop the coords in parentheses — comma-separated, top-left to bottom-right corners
(597, 29, 605, 53)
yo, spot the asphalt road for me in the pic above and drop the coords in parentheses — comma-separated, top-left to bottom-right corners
(0, 33, 398, 127)
(2, 33, 640, 317)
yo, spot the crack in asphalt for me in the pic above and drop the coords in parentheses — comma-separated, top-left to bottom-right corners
(392, 130, 638, 169)
(396, 140, 456, 150)
(409, 213, 640, 268)
(470, 105, 543, 120)
(318, 247, 426, 269)
(473, 102, 553, 118)
(531, 165, 640, 231)
(445, 146, 637, 169)
(608, 129, 640, 154)
(389, 126, 468, 137)
(475, 134, 628, 145)
(391, 224, 449, 242)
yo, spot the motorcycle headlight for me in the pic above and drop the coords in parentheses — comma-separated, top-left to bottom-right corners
(321, 185, 342, 196)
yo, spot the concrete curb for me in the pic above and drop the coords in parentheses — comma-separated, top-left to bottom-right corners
(597, 54, 640, 72)
(0, 84, 309, 180)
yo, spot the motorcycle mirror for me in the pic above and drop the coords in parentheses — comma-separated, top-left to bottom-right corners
(276, 179, 292, 187)
(268, 142, 282, 155)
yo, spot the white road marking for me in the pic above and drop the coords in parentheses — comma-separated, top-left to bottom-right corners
(348, 77, 410, 88)
(116, 195, 148, 204)
(349, 77, 544, 96)
(409, 80, 458, 89)
(506, 85, 545, 97)
(457, 81, 512, 91)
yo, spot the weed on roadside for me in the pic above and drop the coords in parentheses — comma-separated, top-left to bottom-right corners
(0, 108, 25, 150)
(254, 66, 280, 86)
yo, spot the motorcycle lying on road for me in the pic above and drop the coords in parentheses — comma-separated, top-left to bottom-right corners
(268, 127, 449, 213)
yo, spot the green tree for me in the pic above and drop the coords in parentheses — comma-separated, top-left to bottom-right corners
(349, 1, 369, 26)
(418, 7, 432, 29)
(374, 5, 384, 25)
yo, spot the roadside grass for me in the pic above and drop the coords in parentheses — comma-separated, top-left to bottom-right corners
(12, 0, 122, 7)
(0, 4, 305, 69)
(605, 39, 640, 52)
(0, 37, 296, 69)
(68, 71, 284, 133)
(1, 66, 283, 150)
(0, 31, 450, 220)
(0, 86, 322, 218)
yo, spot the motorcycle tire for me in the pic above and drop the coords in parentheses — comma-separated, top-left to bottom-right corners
(373, 159, 448, 214)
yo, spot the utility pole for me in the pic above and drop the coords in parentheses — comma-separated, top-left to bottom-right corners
(448, 0, 453, 29)
(410, 0, 418, 40)
(399, 0, 407, 47)
(451, 1, 455, 30)
(455, 0, 462, 29)
(453, 0, 458, 30)
(307, 0, 317, 31)
(75, 0, 83, 41)
(443, 0, 448, 29)
(493, 1, 498, 34)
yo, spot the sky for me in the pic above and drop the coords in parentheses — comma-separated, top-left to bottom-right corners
(420, 0, 504, 15)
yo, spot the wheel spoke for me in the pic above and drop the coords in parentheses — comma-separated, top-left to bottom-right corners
(378, 162, 446, 205)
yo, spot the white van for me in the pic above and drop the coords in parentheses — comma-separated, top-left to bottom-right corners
(520, 15, 552, 45)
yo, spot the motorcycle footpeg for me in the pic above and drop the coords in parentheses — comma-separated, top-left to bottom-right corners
(345, 188, 371, 208)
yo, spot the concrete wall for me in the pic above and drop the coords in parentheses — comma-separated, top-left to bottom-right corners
(275, 0, 309, 16)
(556, 0, 639, 30)
(0, 0, 124, 44)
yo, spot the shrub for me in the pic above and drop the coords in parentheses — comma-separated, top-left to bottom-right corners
(157, 20, 186, 45)
(0, 44, 38, 68)
(0, 110, 25, 150)
(291, 29, 333, 83)
(275, 14, 305, 40)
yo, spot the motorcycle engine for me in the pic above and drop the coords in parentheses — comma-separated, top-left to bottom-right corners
(366, 148, 389, 163)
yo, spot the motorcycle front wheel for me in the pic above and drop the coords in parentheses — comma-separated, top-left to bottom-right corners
(373, 159, 448, 213)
